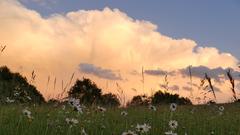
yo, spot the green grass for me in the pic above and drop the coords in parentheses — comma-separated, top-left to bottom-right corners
(0, 103, 240, 135)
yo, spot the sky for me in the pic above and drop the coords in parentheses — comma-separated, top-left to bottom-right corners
(1, 0, 240, 104)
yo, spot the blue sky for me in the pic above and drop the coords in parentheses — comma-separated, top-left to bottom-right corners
(20, 0, 240, 59)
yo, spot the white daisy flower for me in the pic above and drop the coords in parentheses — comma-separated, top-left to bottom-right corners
(219, 106, 224, 112)
(122, 130, 137, 135)
(81, 128, 87, 135)
(22, 108, 33, 119)
(136, 123, 151, 133)
(169, 120, 178, 130)
(65, 118, 70, 123)
(68, 98, 84, 113)
(170, 103, 177, 112)
(149, 105, 157, 111)
(121, 111, 128, 116)
(65, 118, 79, 125)
(68, 98, 80, 107)
(74, 105, 83, 114)
(6, 97, 15, 103)
(97, 106, 106, 112)
(22, 109, 31, 116)
(14, 92, 20, 97)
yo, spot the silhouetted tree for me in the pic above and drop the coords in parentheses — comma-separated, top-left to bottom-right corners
(0, 66, 45, 104)
(151, 90, 192, 105)
(68, 78, 102, 105)
(101, 93, 120, 107)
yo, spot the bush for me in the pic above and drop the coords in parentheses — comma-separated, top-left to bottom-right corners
(0, 66, 45, 104)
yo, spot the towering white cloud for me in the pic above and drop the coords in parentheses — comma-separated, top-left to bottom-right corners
(0, 0, 239, 102)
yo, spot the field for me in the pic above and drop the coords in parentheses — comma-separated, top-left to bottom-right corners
(0, 103, 240, 135)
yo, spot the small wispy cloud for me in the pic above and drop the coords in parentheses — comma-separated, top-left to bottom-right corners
(144, 69, 167, 76)
(182, 84, 221, 93)
(182, 86, 193, 91)
(79, 63, 122, 80)
(145, 66, 240, 83)
(169, 85, 179, 91)
(179, 66, 240, 82)
(19, 0, 57, 8)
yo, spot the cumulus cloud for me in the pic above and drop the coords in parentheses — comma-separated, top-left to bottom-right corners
(79, 63, 122, 80)
(0, 0, 239, 102)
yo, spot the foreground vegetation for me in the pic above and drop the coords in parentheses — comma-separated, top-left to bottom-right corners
(0, 103, 240, 135)
(1, 66, 240, 135)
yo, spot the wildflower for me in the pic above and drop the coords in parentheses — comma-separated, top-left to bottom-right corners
(122, 130, 137, 135)
(68, 98, 80, 107)
(170, 103, 177, 112)
(136, 123, 151, 133)
(121, 111, 128, 116)
(6, 97, 15, 103)
(22, 108, 33, 120)
(22, 109, 31, 116)
(169, 120, 178, 130)
(81, 128, 87, 135)
(97, 106, 106, 113)
(14, 91, 20, 97)
(65, 118, 79, 126)
(218, 106, 224, 115)
(149, 105, 157, 111)
(219, 106, 224, 112)
(68, 98, 83, 113)
(74, 105, 83, 114)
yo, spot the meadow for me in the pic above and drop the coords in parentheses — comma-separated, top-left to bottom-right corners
(0, 103, 240, 135)
(1, 56, 240, 135)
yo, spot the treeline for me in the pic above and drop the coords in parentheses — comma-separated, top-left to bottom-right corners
(0, 66, 192, 106)
(128, 91, 192, 106)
